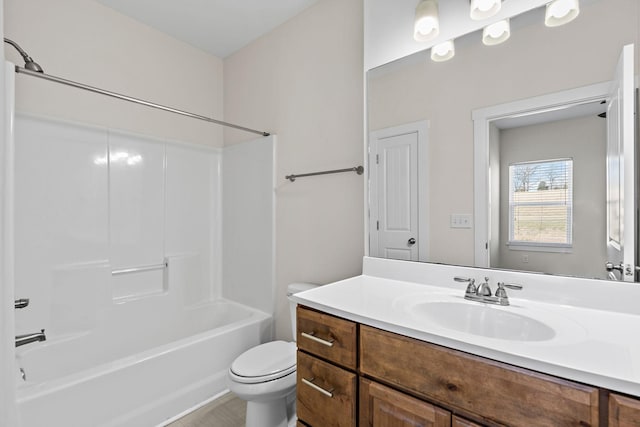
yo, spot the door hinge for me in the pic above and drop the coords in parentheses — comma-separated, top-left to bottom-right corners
(376, 221, 379, 230)
(376, 154, 379, 165)
(486, 242, 488, 250)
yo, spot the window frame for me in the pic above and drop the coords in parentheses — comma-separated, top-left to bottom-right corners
(507, 158, 574, 252)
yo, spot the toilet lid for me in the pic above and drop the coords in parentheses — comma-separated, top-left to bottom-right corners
(230, 341, 296, 382)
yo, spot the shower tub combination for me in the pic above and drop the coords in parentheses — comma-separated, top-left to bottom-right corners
(10, 110, 275, 427)
(15, 300, 270, 427)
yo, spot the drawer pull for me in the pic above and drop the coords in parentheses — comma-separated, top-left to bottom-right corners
(301, 331, 335, 347)
(301, 377, 334, 398)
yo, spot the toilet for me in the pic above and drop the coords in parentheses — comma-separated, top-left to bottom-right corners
(227, 283, 318, 427)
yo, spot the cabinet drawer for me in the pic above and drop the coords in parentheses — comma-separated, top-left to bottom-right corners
(297, 351, 357, 427)
(610, 393, 640, 427)
(360, 325, 600, 427)
(360, 378, 451, 427)
(297, 306, 357, 369)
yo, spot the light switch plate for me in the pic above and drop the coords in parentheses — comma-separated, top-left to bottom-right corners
(450, 214, 472, 229)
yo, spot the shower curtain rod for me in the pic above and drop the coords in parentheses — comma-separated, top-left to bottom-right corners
(13, 65, 270, 137)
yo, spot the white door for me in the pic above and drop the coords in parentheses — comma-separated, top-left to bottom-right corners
(606, 44, 635, 281)
(369, 122, 427, 261)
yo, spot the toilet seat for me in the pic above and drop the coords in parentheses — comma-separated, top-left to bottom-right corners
(229, 341, 296, 384)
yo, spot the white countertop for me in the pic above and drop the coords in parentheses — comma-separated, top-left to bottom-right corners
(291, 257, 640, 397)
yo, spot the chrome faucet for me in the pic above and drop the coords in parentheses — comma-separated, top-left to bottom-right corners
(453, 277, 522, 306)
(476, 277, 492, 297)
(15, 329, 46, 347)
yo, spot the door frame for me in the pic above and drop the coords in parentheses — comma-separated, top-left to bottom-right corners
(472, 80, 624, 268)
(368, 120, 429, 262)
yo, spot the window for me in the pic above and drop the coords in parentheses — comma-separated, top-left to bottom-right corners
(508, 159, 573, 249)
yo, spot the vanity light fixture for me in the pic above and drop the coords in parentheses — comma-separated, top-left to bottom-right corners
(431, 40, 455, 62)
(414, 0, 440, 42)
(482, 19, 511, 45)
(470, 0, 501, 21)
(545, 0, 580, 27)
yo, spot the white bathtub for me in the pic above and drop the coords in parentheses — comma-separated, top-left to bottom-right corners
(15, 300, 271, 427)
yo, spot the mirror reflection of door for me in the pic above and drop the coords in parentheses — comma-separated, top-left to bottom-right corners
(474, 44, 636, 280)
(369, 121, 428, 261)
(606, 44, 635, 281)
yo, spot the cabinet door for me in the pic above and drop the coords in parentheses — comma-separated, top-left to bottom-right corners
(360, 325, 600, 427)
(360, 378, 451, 427)
(297, 351, 357, 427)
(610, 393, 640, 427)
(452, 416, 483, 427)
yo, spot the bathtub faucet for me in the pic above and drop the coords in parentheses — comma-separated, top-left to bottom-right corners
(15, 329, 46, 347)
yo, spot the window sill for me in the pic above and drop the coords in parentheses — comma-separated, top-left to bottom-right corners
(506, 242, 572, 253)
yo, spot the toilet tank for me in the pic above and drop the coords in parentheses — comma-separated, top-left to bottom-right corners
(287, 283, 319, 341)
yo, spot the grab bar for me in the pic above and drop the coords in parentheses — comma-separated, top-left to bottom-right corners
(112, 260, 168, 276)
(285, 166, 364, 182)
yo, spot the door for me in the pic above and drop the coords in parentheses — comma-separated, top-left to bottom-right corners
(606, 44, 635, 281)
(369, 121, 427, 261)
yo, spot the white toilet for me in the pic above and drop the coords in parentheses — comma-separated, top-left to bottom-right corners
(227, 283, 318, 427)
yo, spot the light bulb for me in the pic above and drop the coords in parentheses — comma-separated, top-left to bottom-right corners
(414, 0, 440, 42)
(431, 40, 455, 62)
(545, 0, 580, 27)
(470, 0, 501, 20)
(482, 19, 511, 45)
(415, 16, 438, 37)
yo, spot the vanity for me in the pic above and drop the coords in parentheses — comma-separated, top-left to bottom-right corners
(291, 257, 640, 426)
(333, 0, 640, 424)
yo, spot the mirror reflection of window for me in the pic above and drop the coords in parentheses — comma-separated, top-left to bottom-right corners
(508, 159, 573, 249)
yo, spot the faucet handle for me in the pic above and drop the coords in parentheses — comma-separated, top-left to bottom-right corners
(453, 277, 476, 295)
(495, 282, 508, 298)
(495, 282, 523, 305)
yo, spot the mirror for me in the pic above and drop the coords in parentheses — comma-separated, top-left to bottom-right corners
(367, 0, 639, 281)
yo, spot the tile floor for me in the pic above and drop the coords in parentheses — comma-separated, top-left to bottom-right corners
(167, 393, 246, 427)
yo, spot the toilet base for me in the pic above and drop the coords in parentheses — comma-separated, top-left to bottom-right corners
(246, 397, 288, 427)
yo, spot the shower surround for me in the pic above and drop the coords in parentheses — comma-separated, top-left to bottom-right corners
(10, 114, 275, 426)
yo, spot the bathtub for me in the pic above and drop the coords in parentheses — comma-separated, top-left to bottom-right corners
(15, 300, 271, 427)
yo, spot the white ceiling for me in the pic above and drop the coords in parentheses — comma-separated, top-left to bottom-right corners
(95, 0, 320, 58)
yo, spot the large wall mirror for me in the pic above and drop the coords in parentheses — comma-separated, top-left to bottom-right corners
(366, 0, 639, 281)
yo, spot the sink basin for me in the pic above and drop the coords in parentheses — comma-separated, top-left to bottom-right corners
(414, 301, 556, 342)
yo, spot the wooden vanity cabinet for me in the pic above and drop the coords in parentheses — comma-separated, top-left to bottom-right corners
(609, 393, 640, 426)
(297, 306, 640, 427)
(296, 306, 358, 427)
(360, 325, 600, 427)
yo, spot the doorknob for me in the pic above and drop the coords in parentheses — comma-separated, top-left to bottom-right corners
(605, 261, 624, 272)
(408, 238, 416, 245)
